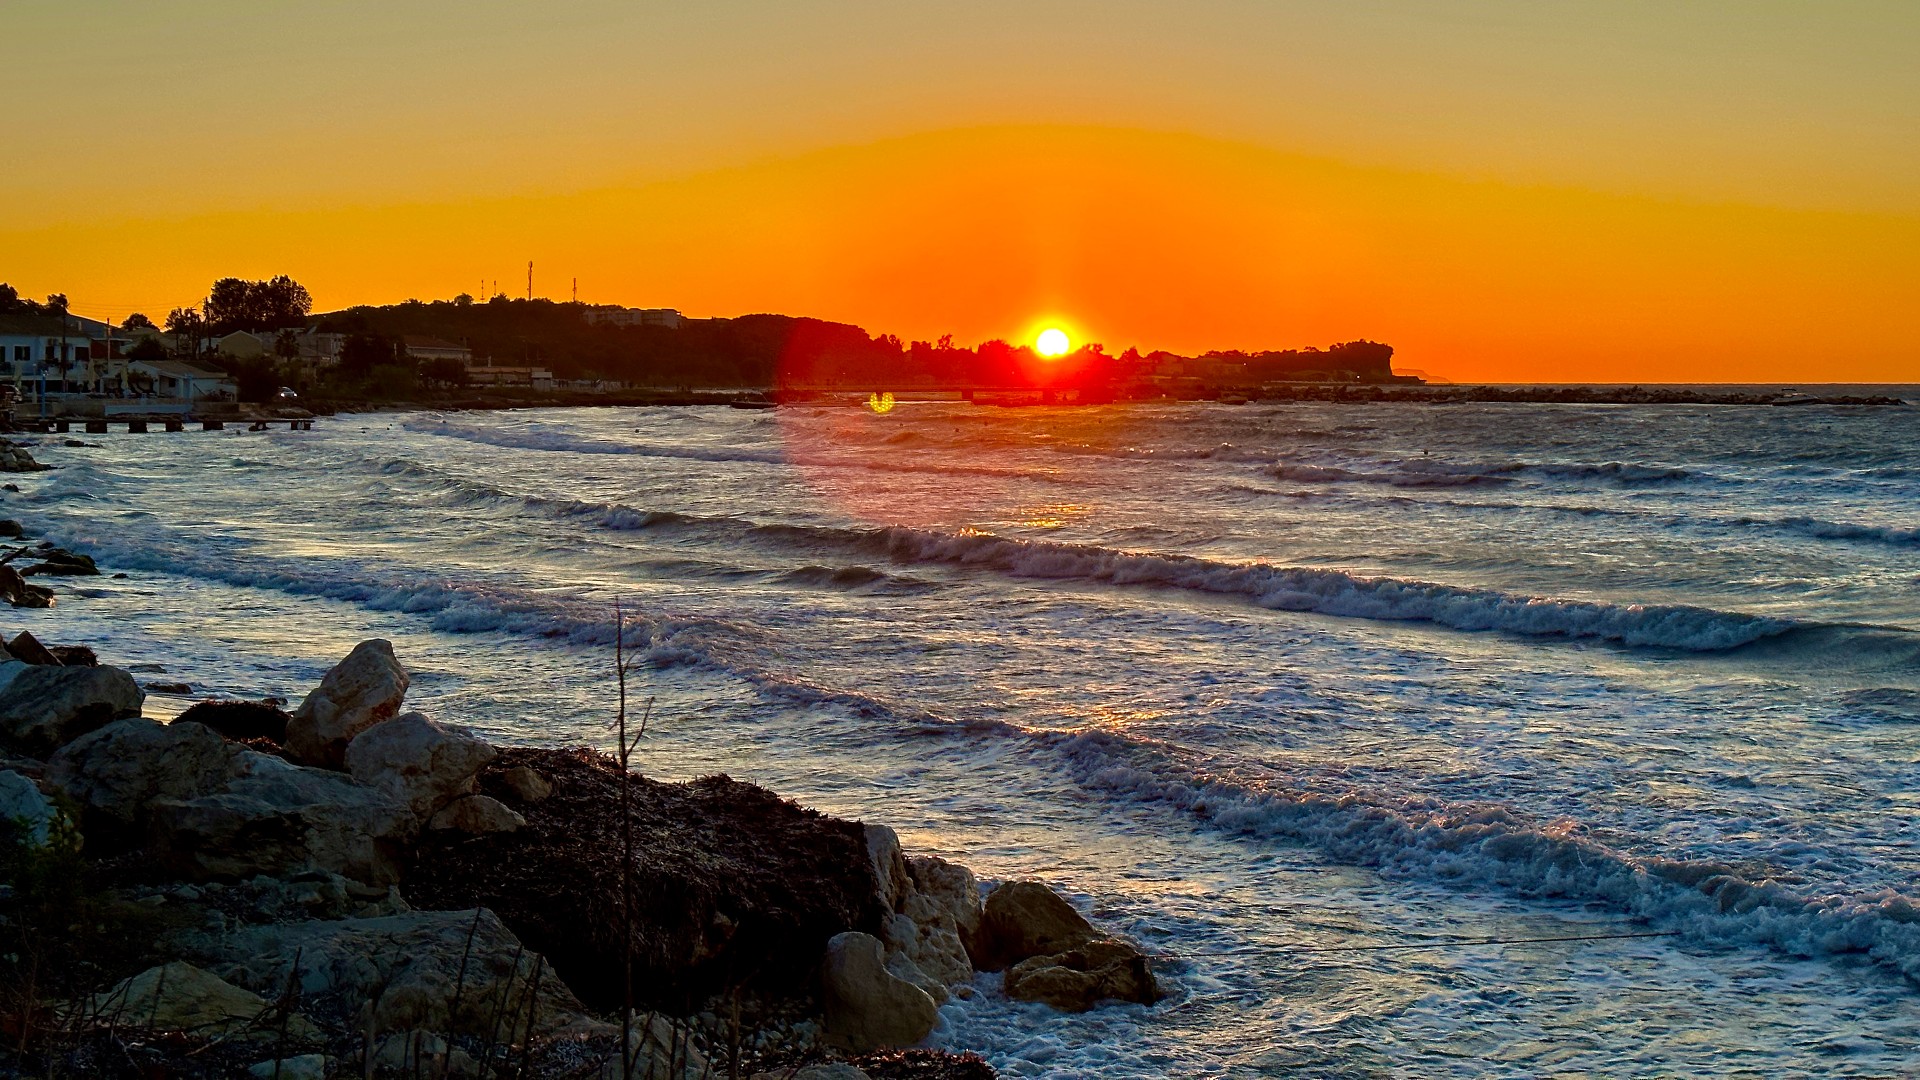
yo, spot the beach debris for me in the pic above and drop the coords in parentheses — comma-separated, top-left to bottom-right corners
(283, 638, 410, 768)
(0, 657, 143, 753)
(344, 710, 495, 819)
(821, 931, 940, 1053)
(173, 697, 290, 741)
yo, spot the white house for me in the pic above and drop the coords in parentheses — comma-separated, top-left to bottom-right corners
(125, 359, 237, 401)
(403, 335, 473, 364)
(0, 313, 88, 385)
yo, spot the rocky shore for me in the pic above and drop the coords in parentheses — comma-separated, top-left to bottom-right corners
(0, 545, 1161, 1077)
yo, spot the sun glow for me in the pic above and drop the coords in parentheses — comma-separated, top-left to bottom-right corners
(1035, 327, 1071, 357)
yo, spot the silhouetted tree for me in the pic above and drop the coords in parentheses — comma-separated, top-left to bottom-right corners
(122, 312, 156, 330)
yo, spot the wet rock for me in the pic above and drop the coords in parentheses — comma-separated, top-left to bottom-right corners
(345, 711, 494, 818)
(20, 548, 98, 576)
(0, 520, 20, 538)
(428, 793, 525, 834)
(501, 764, 553, 803)
(91, 961, 321, 1042)
(881, 906, 972, 992)
(905, 854, 983, 966)
(0, 768, 61, 847)
(1002, 937, 1159, 1012)
(0, 659, 143, 754)
(0, 443, 46, 473)
(189, 908, 602, 1042)
(821, 931, 939, 1053)
(174, 699, 291, 742)
(284, 638, 410, 768)
(0, 564, 54, 608)
(972, 880, 1098, 971)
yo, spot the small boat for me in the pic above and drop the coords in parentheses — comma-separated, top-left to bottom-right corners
(728, 400, 778, 410)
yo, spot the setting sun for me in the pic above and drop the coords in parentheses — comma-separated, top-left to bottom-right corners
(1035, 327, 1071, 357)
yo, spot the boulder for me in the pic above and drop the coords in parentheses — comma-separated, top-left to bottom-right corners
(7, 630, 59, 665)
(0, 768, 60, 847)
(866, 823, 910, 913)
(427, 793, 525, 834)
(501, 764, 553, 803)
(370, 1031, 480, 1078)
(189, 908, 602, 1043)
(907, 856, 982, 947)
(753, 1066, 870, 1080)
(1002, 938, 1159, 1012)
(0, 565, 53, 608)
(48, 644, 96, 667)
(0, 520, 21, 539)
(821, 931, 939, 1054)
(0, 660, 142, 754)
(149, 750, 416, 886)
(284, 639, 410, 768)
(972, 880, 1098, 972)
(881, 906, 973, 992)
(45, 718, 242, 837)
(345, 711, 495, 818)
(20, 549, 98, 576)
(91, 962, 320, 1041)
(174, 699, 292, 744)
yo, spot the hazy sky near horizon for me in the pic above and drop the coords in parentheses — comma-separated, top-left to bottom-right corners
(4, 0, 1917, 381)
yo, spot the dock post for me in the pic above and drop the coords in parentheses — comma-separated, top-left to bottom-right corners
(201, 420, 225, 431)
(164, 419, 184, 432)
(127, 420, 148, 433)
(84, 420, 107, 434)
(54, 420, 69, 434)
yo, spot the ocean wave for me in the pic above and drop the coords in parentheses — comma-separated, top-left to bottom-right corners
(1266, 458, 1697, 489)
(1050, 728, 1920, 985)
(1754, 516, 1920, 548)
(404, 417, 787, 465)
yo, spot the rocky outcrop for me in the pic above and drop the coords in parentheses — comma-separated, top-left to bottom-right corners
(973, 881, 1158, 1011)
(283, 639, 410, 768)
(906, 856, 983, 957)
(149, 750, 416, 886)
(344, 711, 495, 819)
(821, 932, 939, 1054)
(0, 441, 46, 473)
(0, 659, 143, 753)
(20, 548, 98, 576)
(92, 962, 321, 1042)
(47, 718, 243, 837)
(6, 630, 59, 665)
(47, 716, 416, 884)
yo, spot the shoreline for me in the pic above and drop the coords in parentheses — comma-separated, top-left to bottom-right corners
(0, 500, 1162, 1078)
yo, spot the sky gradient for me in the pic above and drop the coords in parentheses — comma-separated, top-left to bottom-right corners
(4, 1, 1916, 382)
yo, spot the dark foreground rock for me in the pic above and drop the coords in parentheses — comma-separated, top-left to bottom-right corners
(407, 746, 883, 1011)
(0, 658, 144, 753)
(173, 698, 293, 743)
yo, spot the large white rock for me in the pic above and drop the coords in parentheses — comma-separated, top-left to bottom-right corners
(150, 750, 417, 886)
(345, 711, 495, 818)
(284, 640, 410, 768)
(46, 718, 242, 835)
(0, 769, 59, 847)
(820, 931, 938, 1053)
(906, 854, 983, 955)
(882, 904, 974, 992)
(597, 1015, 710, 1080)
(0, 660, 144, 754)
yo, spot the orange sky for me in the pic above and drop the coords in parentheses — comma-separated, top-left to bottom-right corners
(4, 2, 1917, 383)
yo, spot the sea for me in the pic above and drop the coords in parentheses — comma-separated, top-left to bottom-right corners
(11, 394, 1920, 1078)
